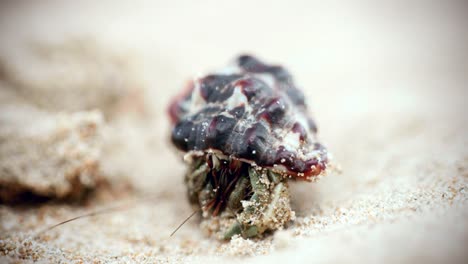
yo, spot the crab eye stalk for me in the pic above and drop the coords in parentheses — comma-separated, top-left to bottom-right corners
(169, 55, 330, 239)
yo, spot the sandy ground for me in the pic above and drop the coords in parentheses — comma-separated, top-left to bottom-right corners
(0, 1, 467, 263)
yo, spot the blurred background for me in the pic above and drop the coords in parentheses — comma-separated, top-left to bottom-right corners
(0, 1, 467, 263)
(1, 1, 467, 108)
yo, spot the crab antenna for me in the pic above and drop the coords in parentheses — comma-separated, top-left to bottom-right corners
(170, 209, 199, 237)
(33, 193, 162, 239)
(34, 204, 129, 238)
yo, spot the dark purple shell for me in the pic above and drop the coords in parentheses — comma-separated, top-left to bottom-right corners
(169, 55, 328, 180)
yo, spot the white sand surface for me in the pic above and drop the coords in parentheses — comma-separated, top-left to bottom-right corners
(0, 1, 467, 263)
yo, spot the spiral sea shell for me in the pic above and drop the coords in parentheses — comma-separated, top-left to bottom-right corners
(169, 55, 329, 181)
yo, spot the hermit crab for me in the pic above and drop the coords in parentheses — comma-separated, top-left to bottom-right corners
(168, 55, 329, 239)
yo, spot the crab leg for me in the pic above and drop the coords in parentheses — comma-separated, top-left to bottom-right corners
(224, 167, 293, 239)
(224, 168, 271, 239)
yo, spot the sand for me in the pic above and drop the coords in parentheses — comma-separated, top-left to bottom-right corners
(0, 1, 467, 263)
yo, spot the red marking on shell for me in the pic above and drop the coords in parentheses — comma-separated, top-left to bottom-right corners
(258, 97, 285, 124)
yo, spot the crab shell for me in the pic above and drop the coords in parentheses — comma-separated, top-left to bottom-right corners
(169, 55, 329, 180)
